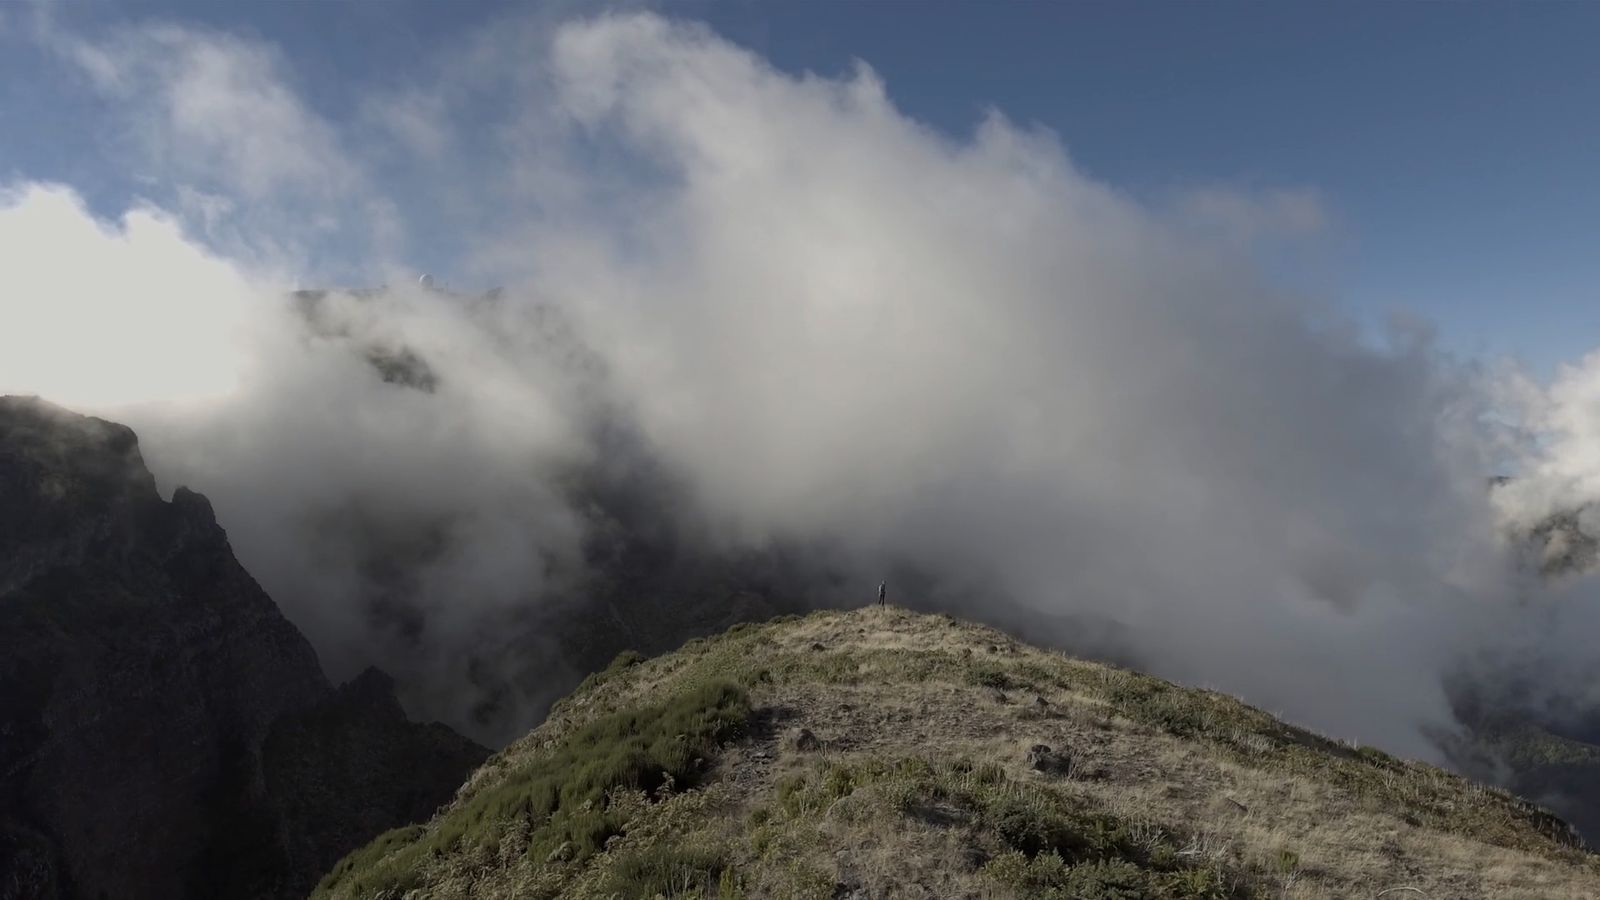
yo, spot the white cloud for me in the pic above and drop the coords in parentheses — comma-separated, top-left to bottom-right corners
(9, 11, 1594, 761)
(1493, 350, 1600, 526)
(514, 15, 1530, 756)
(0, 183, 255, 408)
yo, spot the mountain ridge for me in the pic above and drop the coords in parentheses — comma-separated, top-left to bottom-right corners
(317, 607, 1595, 899)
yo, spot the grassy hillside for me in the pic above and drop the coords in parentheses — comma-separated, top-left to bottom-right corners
(315, 608, 1596, 899)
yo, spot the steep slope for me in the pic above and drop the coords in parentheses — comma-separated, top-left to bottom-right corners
(317, 608, 1594, 899)
(0, 396, 487, 900)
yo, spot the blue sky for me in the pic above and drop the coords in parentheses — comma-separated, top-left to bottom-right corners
(3, 1, 1598, 376)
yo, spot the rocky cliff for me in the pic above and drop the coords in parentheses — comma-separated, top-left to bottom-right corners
(0, 396, 487, 900)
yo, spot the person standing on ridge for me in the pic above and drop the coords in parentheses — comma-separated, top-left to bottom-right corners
(877, 581, 887, 607)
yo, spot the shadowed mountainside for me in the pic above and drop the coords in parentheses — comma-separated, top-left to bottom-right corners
(0, 396, 487, 900)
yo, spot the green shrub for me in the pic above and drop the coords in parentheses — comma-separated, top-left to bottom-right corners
(1062, 859, 1148, 899)
(822, 765, 858, 800)
(966, 664, 1013, 690)
(314, 679, 751, 897)
(602, 844, 729, 897)
(776, 774, 809, 815)
(974, 762, 1007, 786)
(983, 851, 1232, 900)
(1104, 678, 1210, 737)
(749, 824, 778, 856)
(310, 826, 423, 896)
(571, 648, 649, 697)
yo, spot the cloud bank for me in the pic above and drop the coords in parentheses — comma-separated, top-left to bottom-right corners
(4, 12, 1597, 758)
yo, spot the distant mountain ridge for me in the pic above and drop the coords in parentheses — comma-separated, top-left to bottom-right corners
(0, 396, 487, 900)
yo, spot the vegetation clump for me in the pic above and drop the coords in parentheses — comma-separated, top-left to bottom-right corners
(313, 678, 749, 897)
(599, 844, 734, 898)
(559, 649, 648, 711)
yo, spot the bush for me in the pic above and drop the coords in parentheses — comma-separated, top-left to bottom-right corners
(310, 826, 423, 897)
(1104, 678, 1209, 737)
(603, 844, 730, 897)
(983, 851, 1232, 900)
(1062, 859, 1156, 900)
(314, 679, 751, 897)
(571, 648, 649, 697)
(966, 663, 1014, 690)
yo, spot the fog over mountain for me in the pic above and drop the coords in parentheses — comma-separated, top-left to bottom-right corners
(7, 12, 1600, 772)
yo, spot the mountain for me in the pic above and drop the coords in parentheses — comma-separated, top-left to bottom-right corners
(1438, 486, 1600, 847)
(0, 396, 487, 900)
(315, 608, 1594, 900)
(9, 392, 1595, 899)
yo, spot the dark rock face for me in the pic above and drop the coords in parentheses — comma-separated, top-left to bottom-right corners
(1025, 743, 1072, 776)
(0, 396, 486, 900)
(261, 668, 487, 890)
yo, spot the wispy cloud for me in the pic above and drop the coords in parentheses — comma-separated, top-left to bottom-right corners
(1175, 185, 1329, 245)
(50, 23, 356, 199)
(24, 10, 393, 276)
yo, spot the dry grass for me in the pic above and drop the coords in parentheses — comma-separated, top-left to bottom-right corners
(316, 607, 1600, 899)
